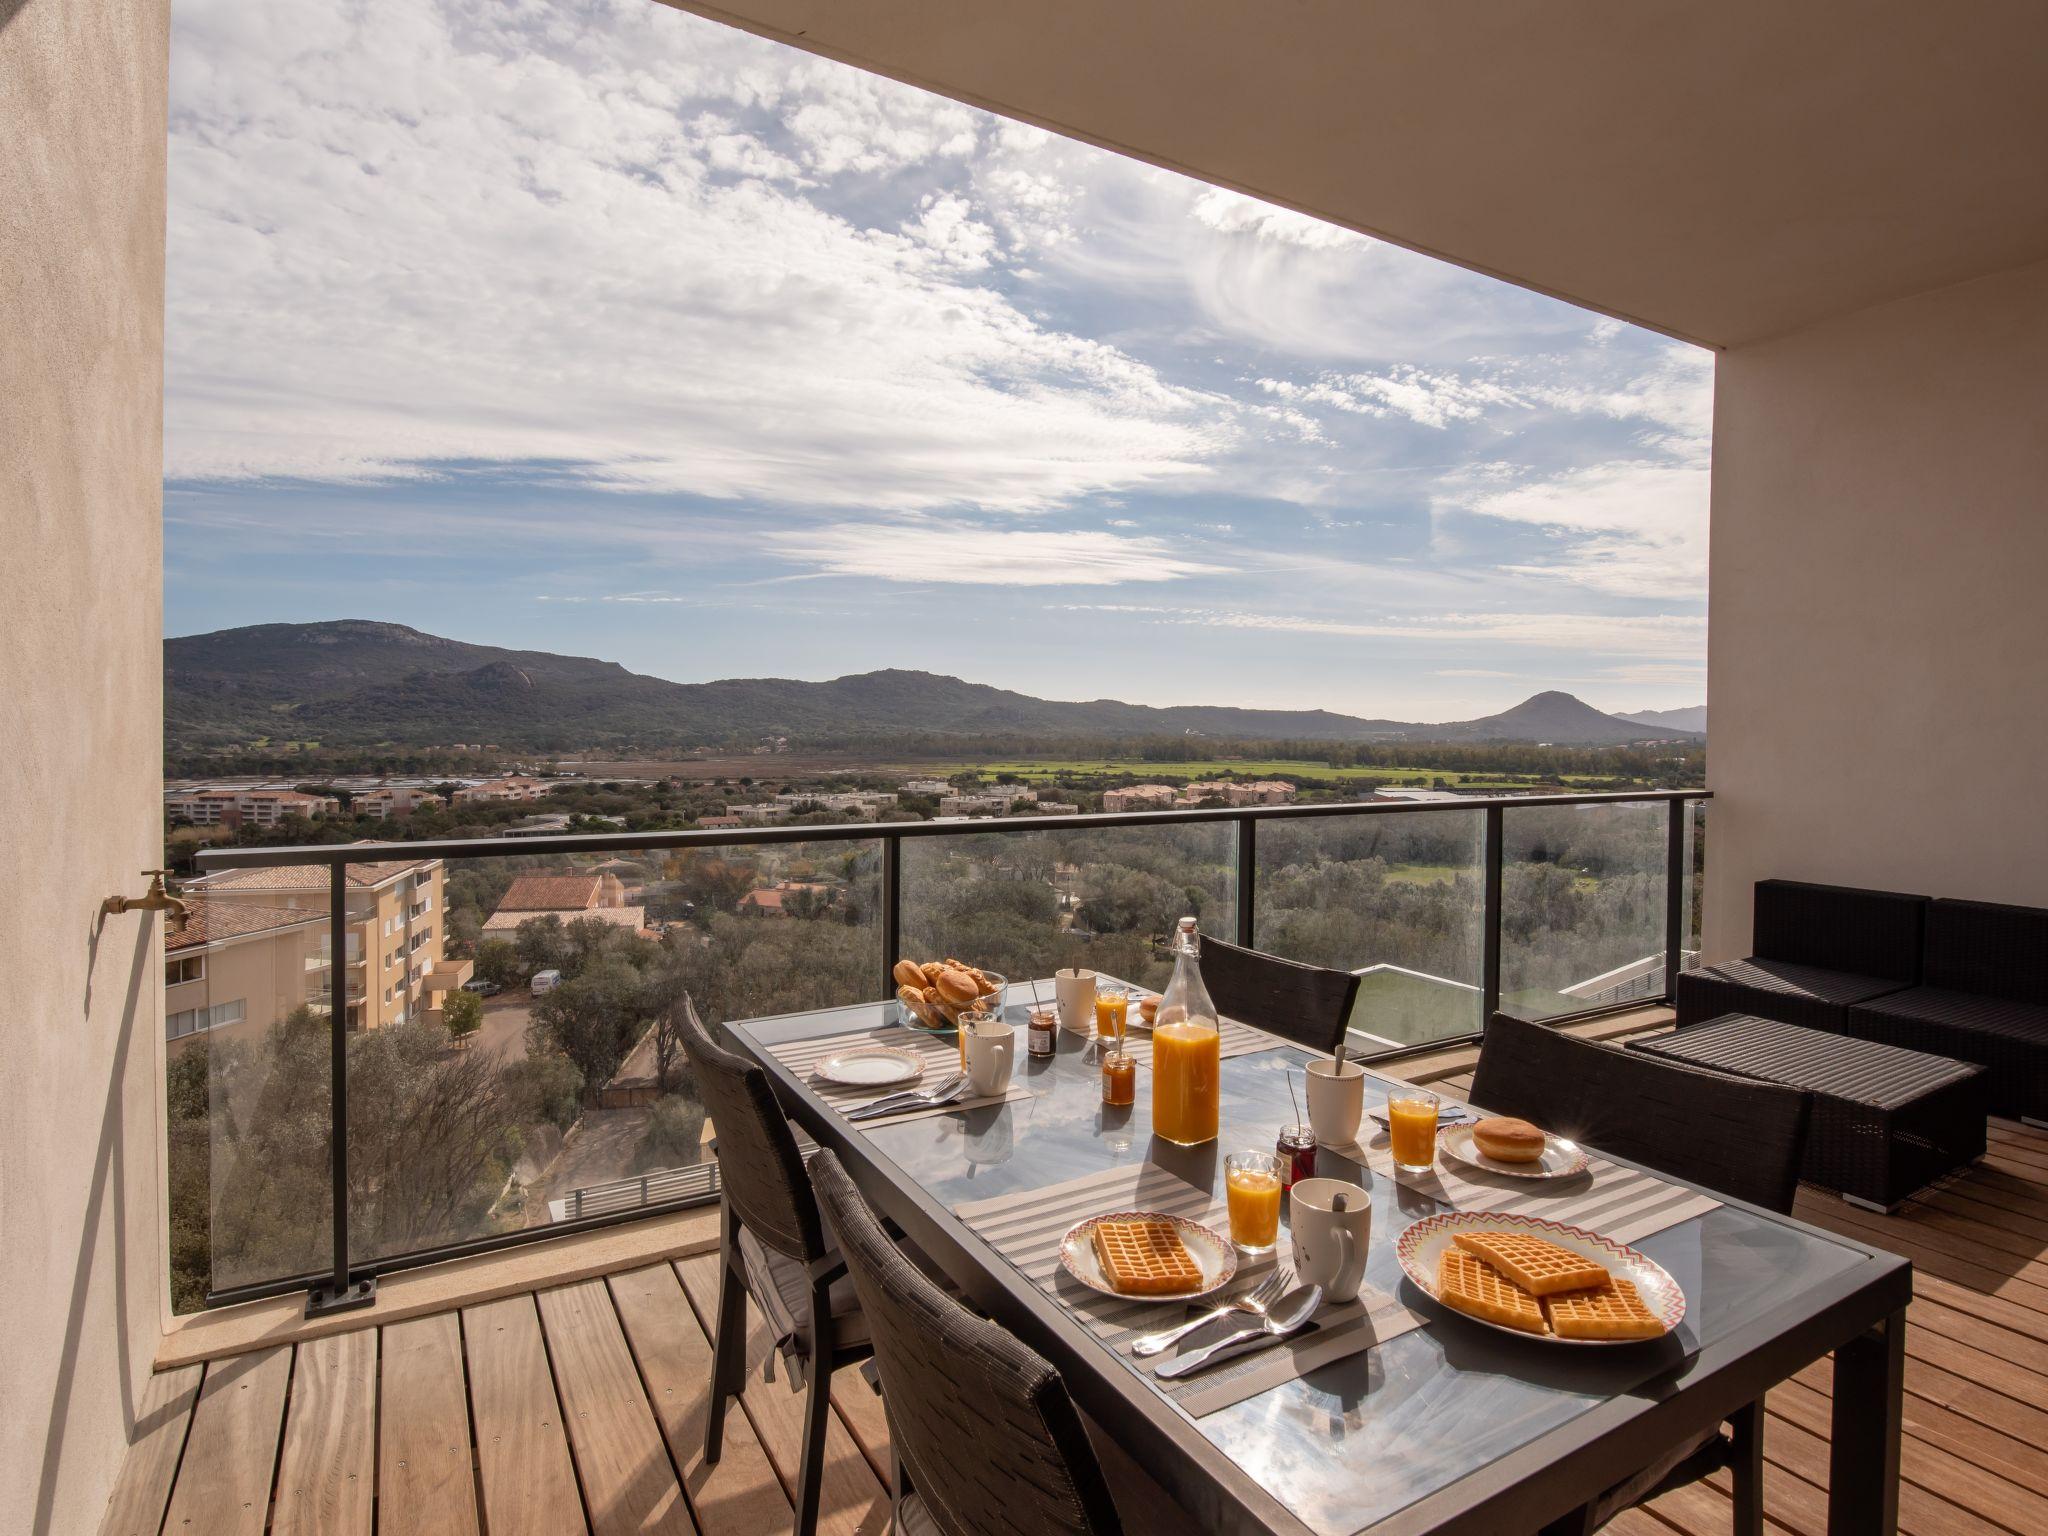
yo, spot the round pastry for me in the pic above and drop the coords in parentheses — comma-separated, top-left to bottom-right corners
(892, 958, 928, 990)
(933, 967, 981, 1006)
(920, 961, 948, 985)
(1138, 995, 1160, 1025)
(1471, 1116, 1547, 1163)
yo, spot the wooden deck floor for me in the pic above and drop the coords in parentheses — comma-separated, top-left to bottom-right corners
(101, 1026, 2048, 1536)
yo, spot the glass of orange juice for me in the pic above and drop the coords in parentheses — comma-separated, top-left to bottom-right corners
(1093, 988, 1128, 1042)
(1387, 1089, 1441, 1172)
(1224, 1152, 1283, 1253)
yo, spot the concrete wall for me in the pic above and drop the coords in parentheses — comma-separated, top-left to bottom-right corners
(0, 0, 172, 1530)
(1705, 255, 2048, 957)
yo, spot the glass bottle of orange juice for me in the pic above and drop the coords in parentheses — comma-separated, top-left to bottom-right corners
(1151, 916, 1220, 1146)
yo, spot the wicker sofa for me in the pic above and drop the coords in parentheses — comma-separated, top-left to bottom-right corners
(1674, 878, 1926, 1031)
(1846, 898, 2048, 1124)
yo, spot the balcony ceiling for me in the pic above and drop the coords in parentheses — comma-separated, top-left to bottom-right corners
(663, 0, 2048, 347)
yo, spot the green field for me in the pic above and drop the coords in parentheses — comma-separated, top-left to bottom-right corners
(922, 757, 1611, 789)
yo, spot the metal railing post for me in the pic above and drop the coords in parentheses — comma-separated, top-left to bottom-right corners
(308, 858, 374, 1316)
(1481, 804, 1504, 1022)
(1235, 815, 1256, 948)
(1664, 798, 1687, 1004)
(880, 833, 901, 1001)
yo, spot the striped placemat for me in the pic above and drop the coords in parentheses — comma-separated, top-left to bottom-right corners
(1335, 1095, 1724, 1245)
(1110, 1016, 1280, 1070)
(761, 1025, 1031, 1125)
(955, 1162, 1421, 1418)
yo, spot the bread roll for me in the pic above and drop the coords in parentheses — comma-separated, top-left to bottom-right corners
(893, 958, 928, 990)
(1472, 1116, 1546, 1163)
(933, 967, 981, 1006)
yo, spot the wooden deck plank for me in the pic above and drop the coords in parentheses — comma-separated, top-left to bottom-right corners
(1757, 1398, 2006, 1536)
(673, 1253, 891, 1536)
(535, 1280, 694, 1536)
(827, 1362, 892, 1487)
(271, 1330, 376, 1536)
(96, 1363, 202, 1536)
(159, 1346, 293, 1536)
(378, 1313, 482, 1536)
(463, 1294, 589, 1536)
(607, 1263, 793, 1536)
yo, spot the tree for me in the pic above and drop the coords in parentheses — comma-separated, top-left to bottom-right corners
(443, 987, 484, 1042)
(514, 914, 572, 978)
(473, 937, 520, 988)
(502, 1050, 584, 1130)
(527, 957, 650, 1092)
(637, 1090, 708, 1172)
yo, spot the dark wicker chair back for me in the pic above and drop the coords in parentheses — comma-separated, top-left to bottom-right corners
(811, 1151, 1123, 1536)
(1752, 878, 1928, 982)
(1924, 898, 2048, 1004)
(1471, 1014, 1810, 1214)
(677, 997, 826, 1262)
(1197, 936, 1362, 1054)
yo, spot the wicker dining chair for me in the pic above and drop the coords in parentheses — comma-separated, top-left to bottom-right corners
(1196, 935, 1362, 1054)
(810, 1149, 1126, 1536)
(1472, 1012, 1810, 1536)
(679, 999, 872, 1536)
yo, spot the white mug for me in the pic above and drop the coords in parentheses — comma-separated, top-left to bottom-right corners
(1306, 1059, 1366, 1146)
(1289, 1177, 1372, 1303)
(1054, 968, 1097, 1036)
(964, 1019, 1015, 1096)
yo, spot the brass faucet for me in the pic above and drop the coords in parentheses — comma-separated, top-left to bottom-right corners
(103, 870, 190, 933)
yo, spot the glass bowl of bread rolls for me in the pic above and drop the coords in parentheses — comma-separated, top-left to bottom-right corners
(893, 958, 1006, 1032)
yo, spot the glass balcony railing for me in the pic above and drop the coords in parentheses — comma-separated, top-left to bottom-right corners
(179, 788, 1707, 1315)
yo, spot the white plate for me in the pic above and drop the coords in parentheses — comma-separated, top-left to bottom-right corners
(1437, 1124, 1591, 1180)
(1395, 1211, 1685, 1345)
(815, 1047, 924, 1089)
(1059, 1211, 1238, 1305)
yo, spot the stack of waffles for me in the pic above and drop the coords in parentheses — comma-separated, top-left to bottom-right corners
(1092, 1218, 1204, 1296)
(1435, 1230, 1666, 1339)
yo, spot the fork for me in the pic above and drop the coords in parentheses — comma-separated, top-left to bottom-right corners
(846, 1073, 968, 1121)
(1130, 1267, 1293, 1357)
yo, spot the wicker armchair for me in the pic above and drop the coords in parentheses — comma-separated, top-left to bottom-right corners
(1473, 1013, 1810, 1536)
(679, 1000, 871, 1536)
(1848, 897, 2048, 1122)
(810, 1150, 1125, 1536)
(1675, 879, 1926, 1032)
(1197, 935, 1362, 1054)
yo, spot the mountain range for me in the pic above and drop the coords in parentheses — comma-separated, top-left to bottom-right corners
(165, 621, 1704, 752)
(1618, 704, 1708, 734)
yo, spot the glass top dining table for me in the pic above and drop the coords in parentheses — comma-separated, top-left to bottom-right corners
(729, 987, 1910, 1536)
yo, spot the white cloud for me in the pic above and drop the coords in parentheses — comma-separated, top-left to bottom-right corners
(164, 0, 1229, 512)
(774, 524, 1224, 586)
(1057, 604, 1708, 658)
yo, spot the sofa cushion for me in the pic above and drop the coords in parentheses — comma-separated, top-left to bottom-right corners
(1924, 899, 2048, 1005)
(1848, 986, 2048, 1119)
(1752, 879, 1928, 983)
(1676, 957, 1906, 1030)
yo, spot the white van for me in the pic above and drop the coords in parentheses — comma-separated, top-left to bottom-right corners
(530, 968, 563, 996)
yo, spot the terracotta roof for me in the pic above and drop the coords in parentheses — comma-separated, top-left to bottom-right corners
(481, 905, 646, 934)
(169, 898, 325, 951)
(192, 856, 432, 893)
(494, 874, 601, 913)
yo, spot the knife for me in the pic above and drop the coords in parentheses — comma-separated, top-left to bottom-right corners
(1155, 1283, 1322, 1380)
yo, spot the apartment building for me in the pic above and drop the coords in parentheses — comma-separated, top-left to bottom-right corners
(451, 775, 553, 805)
(901, 777, 954, 796)
(354, 785, 442, 819)
(1179, 780, 1298, 806)
(164, 787, 340, 828)
(163, 898, 328, 1053)
(772, 790, 899, 818)
(182, 856, 467, 1031)
(1100, 784, 1180, 812)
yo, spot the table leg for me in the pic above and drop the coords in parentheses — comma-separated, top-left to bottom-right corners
(1828, 1308, 1904, 1536)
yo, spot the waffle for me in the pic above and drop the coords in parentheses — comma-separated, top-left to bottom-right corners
(1451, 1230, 1610, 1297)
(1091, 1218, 1204, 1295)
(1436, 1248, 1548, 1335)
(1543, 1277, 1667, 1340)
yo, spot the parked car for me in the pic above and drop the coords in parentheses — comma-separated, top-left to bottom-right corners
(461, 977, 502, 997)
(530, 969, 562, 996)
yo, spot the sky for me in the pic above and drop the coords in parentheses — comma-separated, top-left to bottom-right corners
(163, 0, 1711, 723)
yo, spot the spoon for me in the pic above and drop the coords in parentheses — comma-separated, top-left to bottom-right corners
(846, 1073, 967, 1120)
(1155, 1283, 1324, 1380)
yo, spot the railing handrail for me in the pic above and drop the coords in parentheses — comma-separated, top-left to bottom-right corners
(193, 787, 1711, 869)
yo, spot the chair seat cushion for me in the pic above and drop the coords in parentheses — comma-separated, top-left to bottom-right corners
(1677, 958, 1904, 1030)
(738, 1226, 869, 1357)
(896, 1492, 944, 1536)
(1849, 987, 2048, 1118)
